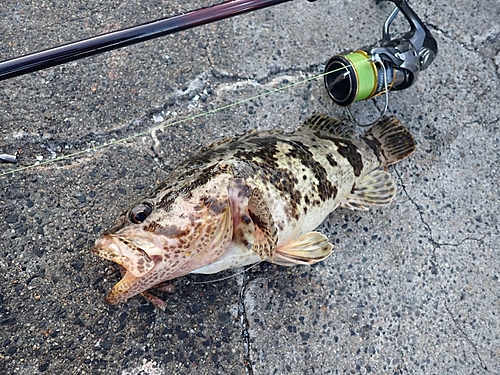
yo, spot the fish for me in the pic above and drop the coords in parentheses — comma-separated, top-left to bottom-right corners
(92, 115, 416, 307)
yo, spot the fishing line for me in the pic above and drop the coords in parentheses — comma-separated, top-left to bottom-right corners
(0, 57, 372, 178)
(189, 262, 264, 285)
(186, 242, 362, 285)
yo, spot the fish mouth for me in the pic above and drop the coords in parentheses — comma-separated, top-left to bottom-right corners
(92, 235, 158, 304)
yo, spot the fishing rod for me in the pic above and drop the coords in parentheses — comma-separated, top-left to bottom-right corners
(0, 0, 316, 81)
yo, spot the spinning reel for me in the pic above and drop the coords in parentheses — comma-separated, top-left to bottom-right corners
(324, 0, 437, 123)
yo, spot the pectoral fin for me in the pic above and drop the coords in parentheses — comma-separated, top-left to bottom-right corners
(341, 169, 396, 210)
(272, 231, 333, 266)
(247, 188, 278, 260)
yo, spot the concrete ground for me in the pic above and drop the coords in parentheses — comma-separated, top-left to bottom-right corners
(1, 0, 499, 374)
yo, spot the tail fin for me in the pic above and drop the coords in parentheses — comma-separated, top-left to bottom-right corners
(364, 117, 416, 166)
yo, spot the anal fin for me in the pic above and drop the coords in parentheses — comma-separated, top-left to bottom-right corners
(272, 231, 333, 266)
(341, 169, 396, 210)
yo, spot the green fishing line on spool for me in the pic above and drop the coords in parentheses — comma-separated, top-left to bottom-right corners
(344, 51, 377, 101)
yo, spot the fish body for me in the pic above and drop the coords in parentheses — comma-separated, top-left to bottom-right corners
(92, 115, 416, 305)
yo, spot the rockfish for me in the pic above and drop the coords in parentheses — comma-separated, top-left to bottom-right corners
(92, 115, 415, 306)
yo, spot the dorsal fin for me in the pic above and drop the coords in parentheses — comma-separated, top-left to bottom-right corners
(295, 114, 353, 138)
(362, 116, 416, 166)
(198, 135, 237, 153)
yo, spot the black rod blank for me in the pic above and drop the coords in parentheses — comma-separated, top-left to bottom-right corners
(0, 0, 293, 81)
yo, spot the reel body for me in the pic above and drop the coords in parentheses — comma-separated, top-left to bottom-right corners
(324, 0, 437, 109)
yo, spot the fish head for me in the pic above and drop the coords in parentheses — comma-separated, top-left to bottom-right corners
(92, 173, 234, 305)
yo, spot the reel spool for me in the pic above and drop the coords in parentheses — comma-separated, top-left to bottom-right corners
(324, 50, 388, 107)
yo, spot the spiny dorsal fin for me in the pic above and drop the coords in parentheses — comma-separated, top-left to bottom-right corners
(272, 231, 333, 266)
(247, 188, 278, 260)
(341, 169, 396, 210)
(200, 128, 286, 153)
(363, 116, 416, 166)
(198, 135, 238, 153)
(296, 114, 353, 138)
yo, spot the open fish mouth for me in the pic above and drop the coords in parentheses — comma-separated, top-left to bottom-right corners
(91, 200, 234, 304)
(92, 235, 159, 304)
(92, 235, 157, 278)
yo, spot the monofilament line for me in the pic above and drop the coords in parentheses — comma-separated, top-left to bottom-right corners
(189, 262, 263, 285)
(0, 57, 371, 178)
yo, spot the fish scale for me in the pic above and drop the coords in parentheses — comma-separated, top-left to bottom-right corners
(92, 114, 416, 308)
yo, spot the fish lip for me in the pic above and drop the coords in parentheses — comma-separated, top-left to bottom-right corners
(104, 269, 139, 305)
(93, 234, 157, 272)
(90, 234, 114, 256)
(92, 234, 152, 261)
(91, 234, 131, 263)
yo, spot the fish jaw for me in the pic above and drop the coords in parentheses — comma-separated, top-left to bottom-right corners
(105, 268, 140, 305)
(91, 234, 165, 305)
(92, 235, 158, 277)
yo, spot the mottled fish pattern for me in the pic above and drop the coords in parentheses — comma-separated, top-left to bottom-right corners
(92, 115, 416, 307)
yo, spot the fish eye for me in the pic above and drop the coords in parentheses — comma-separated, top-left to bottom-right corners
(129, 202, 153, 224)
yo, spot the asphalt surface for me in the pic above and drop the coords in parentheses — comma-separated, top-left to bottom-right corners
(1, 0, 499, 374)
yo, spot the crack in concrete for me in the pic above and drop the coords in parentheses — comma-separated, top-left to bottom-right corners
(238, 273, 254, 375)
(394, 167, 485, 248)
(444, 300, 489, 372)
(203, 35, 215, 72)
(426, 23, 475, 53)
(394, 166, 494, 370)
(201, 24, 322, 84)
